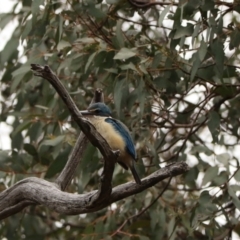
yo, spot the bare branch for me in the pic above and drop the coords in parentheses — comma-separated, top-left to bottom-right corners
(111, 176, 172, 237)
(31, 64, 116, 204)
(0, 162, 188, 220)
(56, 88, 105, 191)
(55, 133, 88, 191)
(30, 64, 83, 128)
(128, 0, 178, 8)
(127, 0, 233, 9)
(0, 65, 192, 221)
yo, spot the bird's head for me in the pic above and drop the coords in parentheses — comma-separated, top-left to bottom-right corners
(80, 102, 112, 117)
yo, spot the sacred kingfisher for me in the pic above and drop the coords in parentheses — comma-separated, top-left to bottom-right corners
(80, 102, 141, 185)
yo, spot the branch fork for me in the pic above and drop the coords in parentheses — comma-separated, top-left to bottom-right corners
(0, 64, 189, 220)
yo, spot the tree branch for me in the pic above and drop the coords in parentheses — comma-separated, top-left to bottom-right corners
(31, 64, 116, 204)
(55, 133, 88, 191)
(111, 176, 172, 237)
(0, 162, 188, 220)
(0, 64, 190, 220)
(56, 89, 104, 191)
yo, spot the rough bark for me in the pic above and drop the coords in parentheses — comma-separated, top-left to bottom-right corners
(0, 162, 189, 220)
(0, 64, 189, 220)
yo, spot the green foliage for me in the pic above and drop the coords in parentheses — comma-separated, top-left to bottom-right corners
(1, 0, 240, 239)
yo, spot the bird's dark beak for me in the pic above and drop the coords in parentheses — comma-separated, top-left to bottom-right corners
(80, 110, 93, 116)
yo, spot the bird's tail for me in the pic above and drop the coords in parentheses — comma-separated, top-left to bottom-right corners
(130, 165, 141, 185)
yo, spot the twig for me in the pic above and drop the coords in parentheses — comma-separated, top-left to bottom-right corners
(128, 0, 177, 8)
(110, 177, 172, 238)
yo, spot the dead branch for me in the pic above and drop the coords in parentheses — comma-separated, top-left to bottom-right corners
(0, 64, 189, 220)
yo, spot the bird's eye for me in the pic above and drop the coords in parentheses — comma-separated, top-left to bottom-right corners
(95, 109, 100, 113)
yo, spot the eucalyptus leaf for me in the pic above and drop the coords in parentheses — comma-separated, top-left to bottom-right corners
(202, 166, 218, 185)
(113, 48, 137, 60)
(41, 135, 65, 147)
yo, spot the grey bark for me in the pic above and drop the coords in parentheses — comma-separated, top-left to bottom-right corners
(0, 64, 189, 220)
(0, 162, 189, 220)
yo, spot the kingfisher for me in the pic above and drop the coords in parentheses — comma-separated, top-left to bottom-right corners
(80, 102, 141, 185)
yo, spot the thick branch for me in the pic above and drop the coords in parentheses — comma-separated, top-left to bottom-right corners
(0, 162, 188, 220)
(31, 64, 82, 127)
(56, 89, 104, 191)
(31, 64, 115, 203)
(9, 64, 191, 222)
(55, 133, 88, 190)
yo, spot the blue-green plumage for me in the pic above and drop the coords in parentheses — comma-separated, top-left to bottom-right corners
(80, 102, 141, 184)
(105, 118, 136, 161)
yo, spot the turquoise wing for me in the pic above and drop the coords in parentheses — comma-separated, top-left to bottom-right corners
(105, 118, 137, 160)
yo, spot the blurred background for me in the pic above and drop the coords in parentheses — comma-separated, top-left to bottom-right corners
(1, 0, 240, 239)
